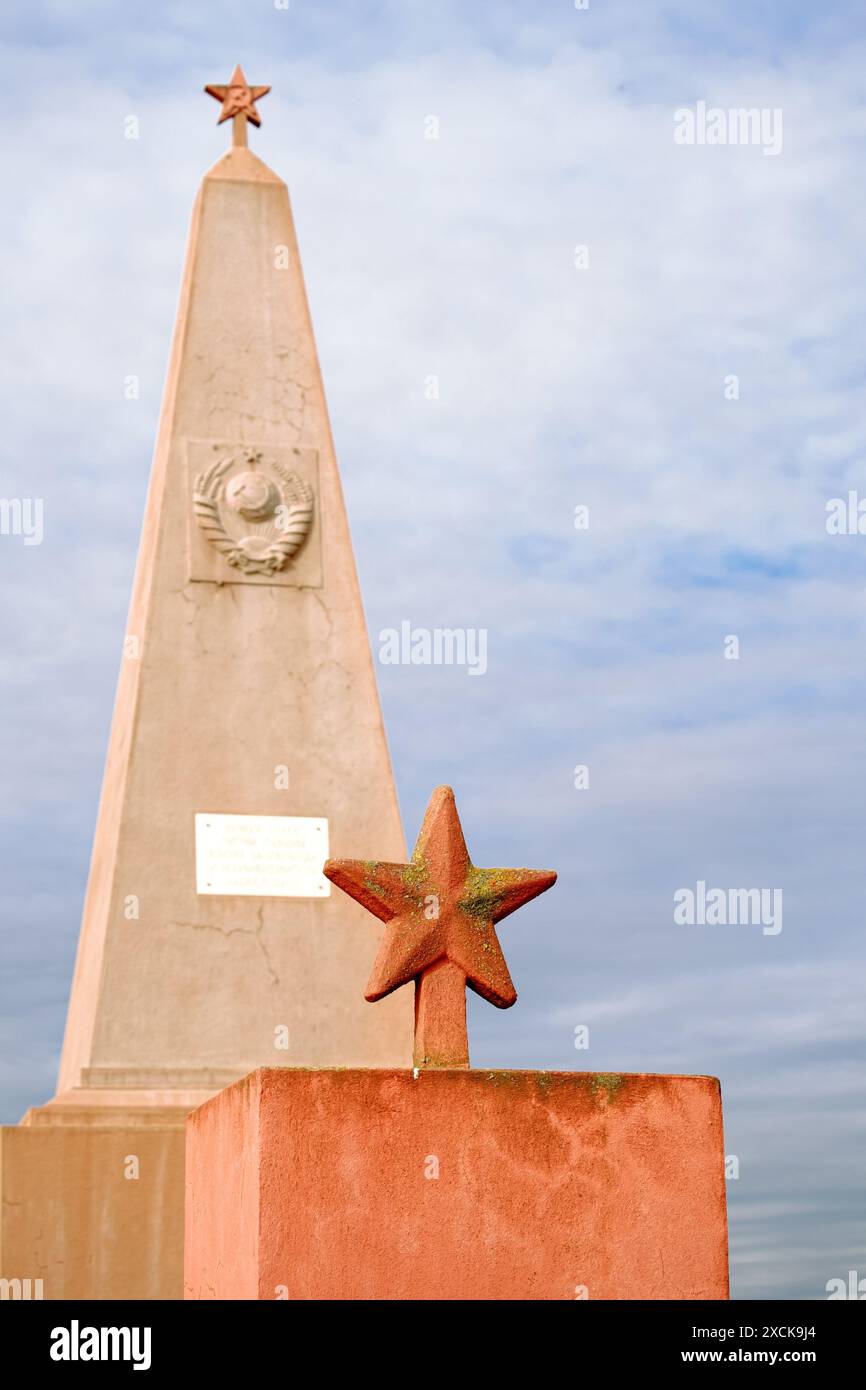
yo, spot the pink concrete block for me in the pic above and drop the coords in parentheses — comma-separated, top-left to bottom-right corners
(184, 1068, 729, 1300)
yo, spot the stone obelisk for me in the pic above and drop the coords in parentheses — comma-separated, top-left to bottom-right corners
(0, 67, 412, 1300)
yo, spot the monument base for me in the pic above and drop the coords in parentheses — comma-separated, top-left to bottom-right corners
(0, 1087, 217, 1300)
(185, 1067, 729, 1300)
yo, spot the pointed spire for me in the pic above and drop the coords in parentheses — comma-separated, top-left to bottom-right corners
(56, 74, 413, 1099)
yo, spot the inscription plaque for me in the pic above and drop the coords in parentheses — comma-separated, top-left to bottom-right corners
(195, 813, 331, 897)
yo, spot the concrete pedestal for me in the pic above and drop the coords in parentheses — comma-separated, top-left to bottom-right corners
(184, 1068, 729, 1300)
(0, 1091, 196, 1300)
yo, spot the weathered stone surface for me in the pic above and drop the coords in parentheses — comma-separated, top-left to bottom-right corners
(185, 1067, 730, 1301)
(1, 1113, 185, 1300)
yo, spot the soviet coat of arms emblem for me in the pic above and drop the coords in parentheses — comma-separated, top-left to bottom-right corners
(193, 450, 314, 576)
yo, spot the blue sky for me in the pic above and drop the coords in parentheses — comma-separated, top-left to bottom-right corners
(1, 0, 865, 1300)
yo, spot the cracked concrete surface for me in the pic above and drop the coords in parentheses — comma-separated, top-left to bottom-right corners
(170, 912, 280, 988)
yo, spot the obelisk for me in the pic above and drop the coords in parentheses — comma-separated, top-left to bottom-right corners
(0, 67, 412, 1299)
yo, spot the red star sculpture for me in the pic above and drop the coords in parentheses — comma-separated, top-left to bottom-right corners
(324, 785, 556, 1068)
(204, 64, 270, 147)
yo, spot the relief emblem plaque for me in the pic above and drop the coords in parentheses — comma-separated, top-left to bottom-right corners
(186, 440, 322, 587)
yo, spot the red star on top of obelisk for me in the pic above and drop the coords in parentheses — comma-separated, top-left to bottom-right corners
(324, 786, 556, 1069)
(204, 63, 270, 147)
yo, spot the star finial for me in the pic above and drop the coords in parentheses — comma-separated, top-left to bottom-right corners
(204, 64, 270, 148)
(324, 786, 556, 1069)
